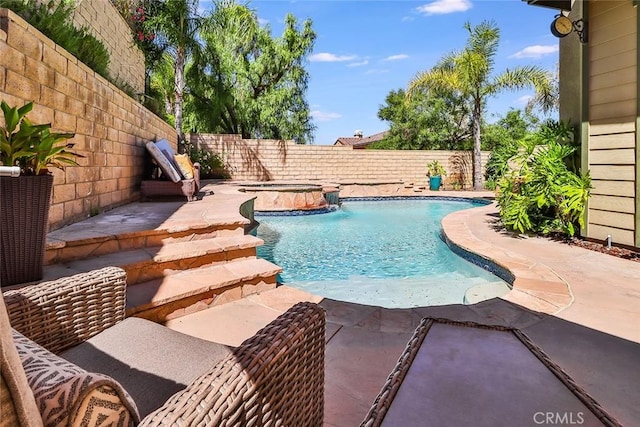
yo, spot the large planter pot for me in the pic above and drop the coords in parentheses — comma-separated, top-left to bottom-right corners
(0, 175, 53, 286)
(429, 176, 442, 191)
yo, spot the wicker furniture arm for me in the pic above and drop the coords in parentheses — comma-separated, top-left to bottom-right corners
(2, 267, 127, 354)
(140, 301, 326, 427)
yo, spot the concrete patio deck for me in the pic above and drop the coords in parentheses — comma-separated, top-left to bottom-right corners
(46, 182, 640, 426)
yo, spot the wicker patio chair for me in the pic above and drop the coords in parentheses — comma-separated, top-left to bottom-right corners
(1, 267, 325, 426)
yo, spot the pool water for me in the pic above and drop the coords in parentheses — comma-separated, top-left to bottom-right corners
(255, 199, 510, 308)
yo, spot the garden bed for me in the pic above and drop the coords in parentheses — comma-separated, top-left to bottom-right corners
(548, 233, 640, 263)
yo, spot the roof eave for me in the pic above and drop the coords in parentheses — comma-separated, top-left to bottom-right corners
(524, 0, 572, 11)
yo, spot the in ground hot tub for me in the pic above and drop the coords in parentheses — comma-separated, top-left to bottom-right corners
(239, 182, 340, 213)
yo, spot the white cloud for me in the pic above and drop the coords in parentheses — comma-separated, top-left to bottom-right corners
(311, 110, 342, 122)
(402, 16, 415, 22)
(309, 52, 357, 62)
(383, 54, 409, 61)
(510, 45, 559, 59)
(515, 95, 534, 105)
(416, 0, 472, 16)
(347, 60, 369, 67)
(258, 17, 269, 26)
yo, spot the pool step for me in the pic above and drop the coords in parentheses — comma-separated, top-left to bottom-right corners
(286, 275, 506, 308)
(464, 281, 512, 304)
(42, 235, 264, 286)
(45, 220, 248, 265)
(126, 258, 282, 322)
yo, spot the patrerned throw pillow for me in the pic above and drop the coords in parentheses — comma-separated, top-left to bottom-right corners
(13, 330, 140, 427)
(174, 154, 195, 180)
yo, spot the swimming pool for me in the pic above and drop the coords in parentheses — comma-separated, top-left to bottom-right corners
(255, 199, 510, 308)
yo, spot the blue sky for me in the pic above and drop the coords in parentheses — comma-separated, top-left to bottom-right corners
(202, 0, 562, 144)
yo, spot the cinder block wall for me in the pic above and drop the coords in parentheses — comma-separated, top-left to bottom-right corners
(191, 134, 488, 187)
(72, 0, 145, 93)
(0, 9, 176, 230)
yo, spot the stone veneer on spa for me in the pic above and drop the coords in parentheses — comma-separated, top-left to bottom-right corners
(239, 183, 338, 212)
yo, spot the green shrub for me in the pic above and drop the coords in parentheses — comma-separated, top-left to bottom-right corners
(484, 138, 520, 190)
(426, 160, 447, 177)
(485, 120, 576, 190)
(496, 122, 591, 237)
(2, 0, 110, 79)
(185, 144, 230, 179)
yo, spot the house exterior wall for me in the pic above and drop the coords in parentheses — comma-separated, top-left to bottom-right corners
(586, 0, 638, 247)
(191, 134, 488, 188)
(0, 9, 176, 231)
(559, 2, 584, 128)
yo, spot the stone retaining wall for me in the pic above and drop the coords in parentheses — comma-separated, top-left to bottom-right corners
(191, 134, 488, 189)
(31, 0, 145, 93)
(0, 9, 176, 230)
(72, 0, 145, 93)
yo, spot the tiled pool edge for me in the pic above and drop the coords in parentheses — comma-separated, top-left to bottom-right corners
(441, 204, 574, 315)
(255, 205, 339, 217)
(340, 196, 493, 204)
(254, 195, 493, 216)
(443, 232, 515, 286)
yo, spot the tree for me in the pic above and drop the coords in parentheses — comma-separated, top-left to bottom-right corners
(482, 109, 539, 151)
(148, 53, 176, 122)
(408, 21, 552, 190)
(483, 109, 540, 189)
(373, 88, 471, 150)
(526, 65, 559, 117)
(145, 0, 202, 144)
(186, 2, 316, 143)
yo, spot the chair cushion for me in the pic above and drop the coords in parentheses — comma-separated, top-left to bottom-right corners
(60, 317, 233, 419)
(174, 154, 195, 180)
(13, 330, 140, 427)
(146, 140, 181, 183)
(1, 291, 42, 427)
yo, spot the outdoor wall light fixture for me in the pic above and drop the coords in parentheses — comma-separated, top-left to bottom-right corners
(550, 13, 587, 43)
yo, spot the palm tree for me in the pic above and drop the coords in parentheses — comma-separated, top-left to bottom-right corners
(408, 21, 552, 190)
(526, 64, 559, 116)
(146, 0, 202, 145)
(149, 53, 176, 120)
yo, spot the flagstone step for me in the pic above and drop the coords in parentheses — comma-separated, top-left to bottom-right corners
(126, 258, 283, 322)
(42, 235, 263, 285)
(45, 220, 249, 265)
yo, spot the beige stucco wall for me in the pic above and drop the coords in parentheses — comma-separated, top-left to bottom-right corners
(191, 134, 488, 189)
(0, 9, 176, 230)
(586, 0, 637, 247)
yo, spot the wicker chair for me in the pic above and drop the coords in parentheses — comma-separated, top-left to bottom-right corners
(0, 267, 325, 426)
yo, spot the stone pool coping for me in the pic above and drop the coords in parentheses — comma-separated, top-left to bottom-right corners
(441, 203, 574, 315)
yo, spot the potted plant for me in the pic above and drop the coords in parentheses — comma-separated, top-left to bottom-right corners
(0, 100, 80, 286)
(426, 160, 447, 191)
